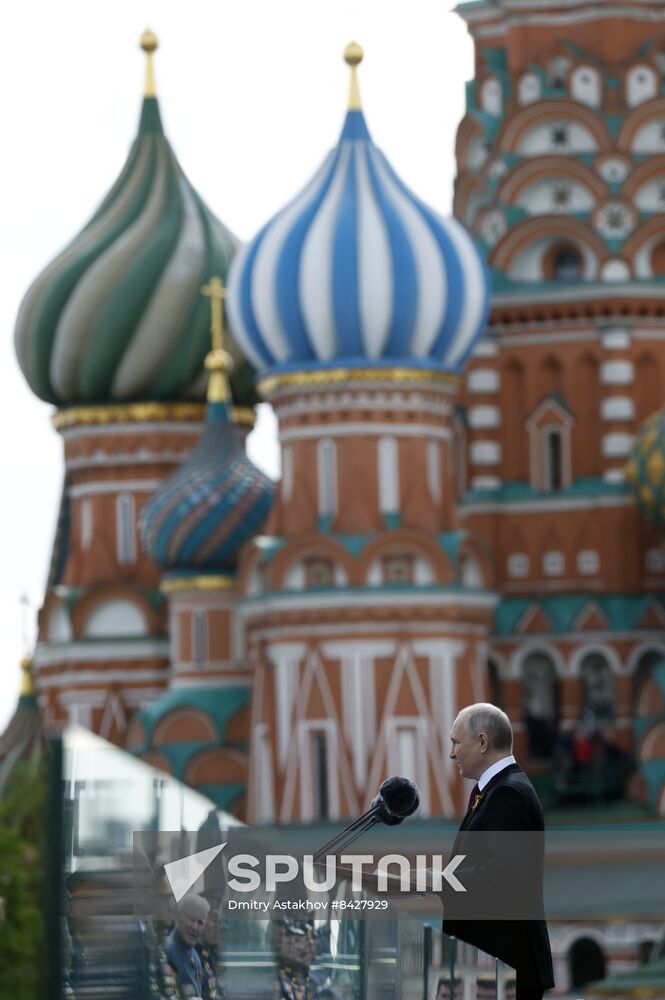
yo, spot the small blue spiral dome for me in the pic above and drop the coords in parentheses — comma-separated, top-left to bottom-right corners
(226, 43, 490, 377)
(139, 293, 274, 572)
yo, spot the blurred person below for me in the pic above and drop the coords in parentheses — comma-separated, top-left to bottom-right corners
(166, 893, 210, 999)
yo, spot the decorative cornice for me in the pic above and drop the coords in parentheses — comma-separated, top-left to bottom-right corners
(258, 367, 460, 397)
(160, 574, 236, 595)
(52, 402, 255, 431)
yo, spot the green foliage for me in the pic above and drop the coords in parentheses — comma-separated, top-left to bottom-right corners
(0, 760, 46, 999)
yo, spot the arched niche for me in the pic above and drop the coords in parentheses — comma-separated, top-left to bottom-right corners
(83, 599, 148, 638)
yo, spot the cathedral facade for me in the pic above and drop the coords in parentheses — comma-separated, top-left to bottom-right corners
(12, 4, 665, 831)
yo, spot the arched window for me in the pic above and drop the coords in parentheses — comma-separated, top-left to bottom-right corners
(84, 599, 148, 638)
(116, 493, 136, 564)
(47, 603, 72, 642)
(569, 938, 606, 990)
(460, 554, 483, 587)
(547, 56, 572, 89)
(543, 426, 563, 490)
(378, 436, 400, 519)
(551, 245, 583, 282)
(282, 445, 294, 502)
(426, 440, 442, 504)
(626, 65, 657, 107)
(580, 652, 614, 721)
(316, 438, 337, 520)
(80, 498, 93, 552)
(522, 651, 559, 758)
(633, 650, 665, 717)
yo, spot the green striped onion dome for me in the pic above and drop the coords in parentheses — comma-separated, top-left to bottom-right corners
(626, 408, 665, 532)
(14, 84, 249, 405)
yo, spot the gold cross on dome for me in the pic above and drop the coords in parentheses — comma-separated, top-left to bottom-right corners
(201, 275, 227, 351)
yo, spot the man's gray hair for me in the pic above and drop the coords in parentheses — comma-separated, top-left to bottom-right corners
(457, 703, 513, 751)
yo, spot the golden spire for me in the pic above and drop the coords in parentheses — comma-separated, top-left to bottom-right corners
(201, 276, 234, 403)
(20, 657, 35, 697)
(344, 41, 364, 110)
(140, 29, 159, 98)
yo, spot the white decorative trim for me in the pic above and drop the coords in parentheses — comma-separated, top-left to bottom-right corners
(501, 330, 596, 347)
(468, 405, 501, 429)
(171, 675, 251, 690)
(69, 479, 161, 499)
(602, 432, 633, 458)
(543, 551, 565, 577)
(239, 589, 498, 619)
(426, 440, 442, 504)
(317, 438, 338, 518)
(323, 640, 390, 789)
(601, 396, 634, 421)
(473, 340, 499, 358)
(601, 328, 631, 350)
(526, 397, 574, 492)
(296, 696, 341, 819)
(60, 422, 203, 441)
(467, 369, 499, 393)
(509, 642, 567, 681)
(577, 549, 599, 575)
(600, 360, 634, 386)
(66, 452, 186, 471)
(274, 392, 451, 421)
(248, 620, 488, 642)
(507, 553, 529, 578)
(460, 493, 631, 515)
(569, 643, 623, 678)
(378, 436, 400, 515)
(470, 475, 501, 490)
(645, 548, 665, 573)
(470, 440, 501, 465)
(80, 498, 93, 552)
(282, 445, 294, 502)
(626, 642, 665, 677)
(116, 493, 137, 565)
(281, 422, 450, 443)
(268, 642, 305, 768)
(34, 639, 169, 667)
(603, 467, 626, 483)
(251, 723, 276, 824)
(36, 666, 167, 688)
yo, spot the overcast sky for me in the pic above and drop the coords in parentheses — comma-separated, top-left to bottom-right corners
(0, 0, 473, 730)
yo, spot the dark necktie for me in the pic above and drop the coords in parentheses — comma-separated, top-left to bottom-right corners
(467, 783, 480, 813)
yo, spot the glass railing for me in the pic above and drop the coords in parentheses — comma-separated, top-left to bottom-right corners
(46, 727, 514, 1000)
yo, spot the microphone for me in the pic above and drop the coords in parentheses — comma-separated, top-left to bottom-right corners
(371, 776, 420, 826)
(312, 776, 420, 860)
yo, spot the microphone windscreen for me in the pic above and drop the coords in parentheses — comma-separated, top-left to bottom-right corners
(379, 776, 420, 818)
(370, 794, 405, 826)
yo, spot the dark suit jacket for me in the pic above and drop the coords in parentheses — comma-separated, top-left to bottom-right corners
(442, 762, 554, 989)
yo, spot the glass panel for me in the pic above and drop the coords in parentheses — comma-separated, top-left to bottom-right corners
(47, 726, 513, 999)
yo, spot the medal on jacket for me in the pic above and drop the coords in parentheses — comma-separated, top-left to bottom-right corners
(471, 793, 483, 813)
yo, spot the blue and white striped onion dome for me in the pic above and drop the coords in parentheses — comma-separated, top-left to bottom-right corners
(226, 51, 490, 375)
(139, 399, 274, 571)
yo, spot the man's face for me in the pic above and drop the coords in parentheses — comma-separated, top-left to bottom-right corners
(177, 903, 208, 947)
(449, 716, 485, 780)
(202, 906, 220, 947)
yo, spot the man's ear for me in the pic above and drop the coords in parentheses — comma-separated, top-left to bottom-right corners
(478, 732, 489, 753)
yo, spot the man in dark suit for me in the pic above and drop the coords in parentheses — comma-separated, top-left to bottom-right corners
(443, 703, 554, 1000)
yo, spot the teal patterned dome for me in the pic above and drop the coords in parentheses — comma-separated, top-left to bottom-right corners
(14, 35, 248, 406)
(626, 408, 665, 532)
(139, 279, 274, 571)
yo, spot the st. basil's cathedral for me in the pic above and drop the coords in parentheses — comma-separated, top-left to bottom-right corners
(6, 3, 665, 984)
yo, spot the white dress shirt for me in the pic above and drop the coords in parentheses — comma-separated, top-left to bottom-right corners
(478, 754, 517, 791)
